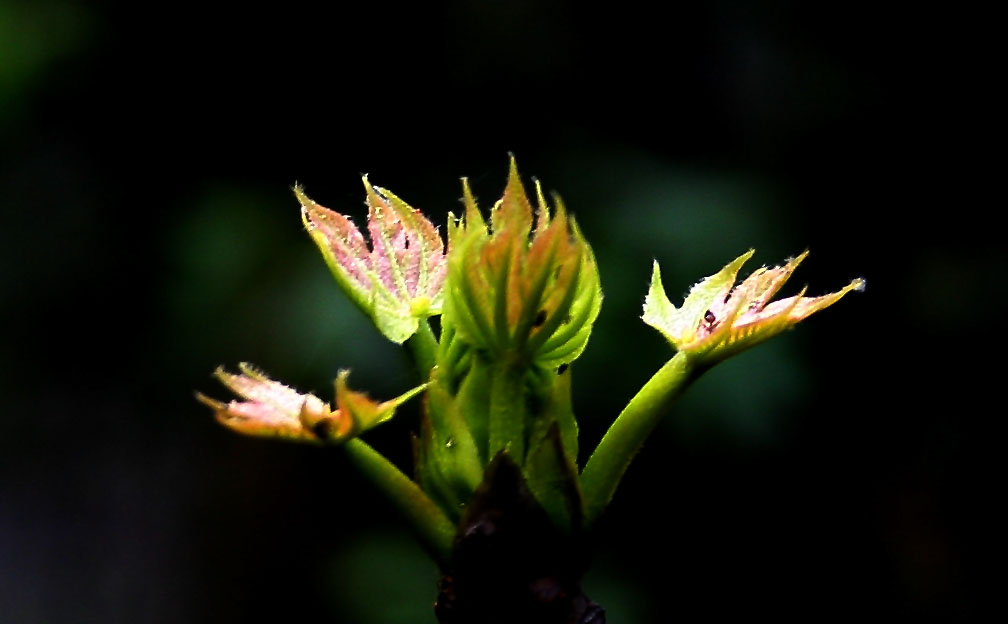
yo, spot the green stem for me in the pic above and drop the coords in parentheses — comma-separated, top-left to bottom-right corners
(406, 319, 438, 378)
(580, 351, 696, 527)
(343, 438, 456, 566)
(488, 360, 528, 462)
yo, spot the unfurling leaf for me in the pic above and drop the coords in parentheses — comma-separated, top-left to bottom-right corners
(197, 363, 426, 444)
(443, 156, 602, 368)
(298, 180, 447, 344)
(643, 250, 865, 365)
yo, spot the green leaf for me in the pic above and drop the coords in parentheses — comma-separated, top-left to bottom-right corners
(545, 366, 579, 463)
(455, 354, 492, 463)
(413, 416, 464, 518)
(524, 422, 584, 532)
(423, 367, 484, 506)
(642, 250, 754, 350)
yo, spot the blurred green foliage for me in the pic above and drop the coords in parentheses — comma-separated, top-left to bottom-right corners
(0, 1, 91, 128)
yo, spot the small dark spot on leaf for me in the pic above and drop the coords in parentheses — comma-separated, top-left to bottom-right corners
(704, 310, 716, 324)
(534, 310, 547, 327)
(311, 420, 334, 439)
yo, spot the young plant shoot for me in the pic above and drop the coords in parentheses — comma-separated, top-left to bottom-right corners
(198, 157, 863, 623)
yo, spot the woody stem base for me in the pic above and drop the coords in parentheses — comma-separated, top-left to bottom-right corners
(432, 454, 605, 624)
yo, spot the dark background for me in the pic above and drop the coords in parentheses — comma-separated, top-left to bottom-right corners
(1, 1, 994, 621)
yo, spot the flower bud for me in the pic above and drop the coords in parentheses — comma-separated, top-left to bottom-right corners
(442, 157, 602, 368)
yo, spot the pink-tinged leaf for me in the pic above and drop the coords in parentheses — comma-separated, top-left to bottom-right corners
(372, 180, 447, 308)
(787, 278, 866, 320)
(643, 250, 864, 364)
(198, 364, 428, 443)
(298, 186, 373, 307)
(364, 178, 408, 295)
(196, 363, 350, 443)
(296, 180, 448, 344)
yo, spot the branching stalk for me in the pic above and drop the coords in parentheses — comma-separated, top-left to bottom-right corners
(343, 438, 455, 565)
(580, 351, 696, 526)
